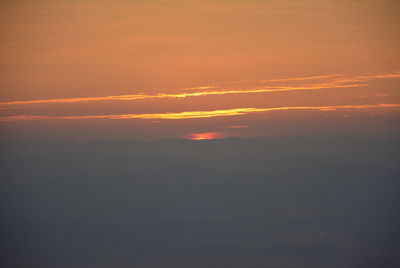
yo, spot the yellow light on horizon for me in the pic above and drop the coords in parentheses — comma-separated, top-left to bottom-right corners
(189, 132, 223, 140)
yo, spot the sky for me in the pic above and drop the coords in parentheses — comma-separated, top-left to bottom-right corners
(1, 2, 400, 266)
(0, 0, 399, 140)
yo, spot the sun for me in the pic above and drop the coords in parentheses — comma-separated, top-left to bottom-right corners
(189, 132, 223, 140)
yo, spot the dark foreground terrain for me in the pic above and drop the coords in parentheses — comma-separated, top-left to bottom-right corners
(1, 137, 399, 267)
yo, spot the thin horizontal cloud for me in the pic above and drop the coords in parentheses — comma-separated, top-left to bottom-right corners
(1, 71, 398, 107)
(333, 72, 400, 84)
(0, 83, 366, 107)
(219, 74, 343, 85)
(1, 104, 398, 122)
(199, 72, 400, 87)
(227, 125, 248, 128)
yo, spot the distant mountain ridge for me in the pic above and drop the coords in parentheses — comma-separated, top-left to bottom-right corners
(1, 137, 399, 267)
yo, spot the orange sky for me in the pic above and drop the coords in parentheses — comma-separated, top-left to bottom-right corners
(0, 0, 399, 140)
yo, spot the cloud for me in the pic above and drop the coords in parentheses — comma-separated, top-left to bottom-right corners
(0, 83, 363, 107)
(227, 125, 248, 129)
(2, 71, 398, 108)
(1, 104, 398, 122)
(219, 74, 343, 85)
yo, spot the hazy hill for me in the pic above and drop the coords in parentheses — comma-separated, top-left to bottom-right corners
(1, 137, 399, 268)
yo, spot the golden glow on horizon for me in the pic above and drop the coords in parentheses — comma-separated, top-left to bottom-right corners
(0, 103, 398, 122)
(189, 132, 223, 140)
(0, 72, 398, 107)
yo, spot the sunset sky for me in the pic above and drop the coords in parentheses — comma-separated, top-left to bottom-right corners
(1, 0, 399, 140)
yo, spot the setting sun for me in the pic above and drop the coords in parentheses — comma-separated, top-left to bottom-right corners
(189, 132, 223, 140)
(1, 1, 399, 267)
